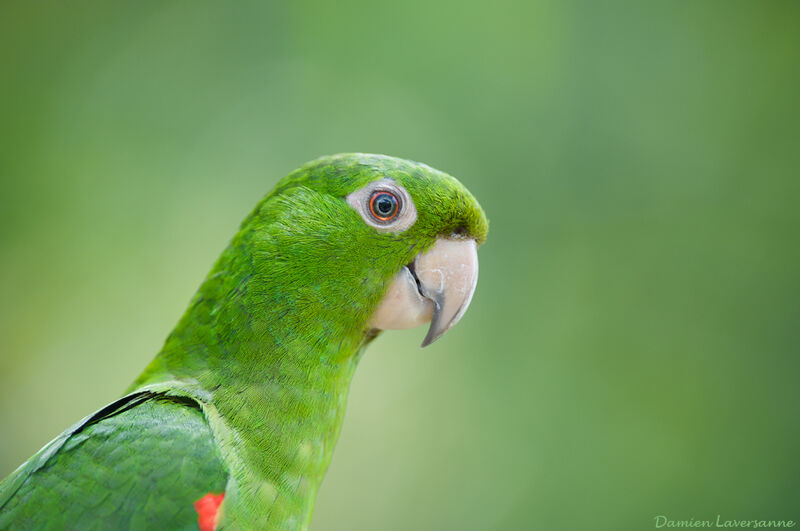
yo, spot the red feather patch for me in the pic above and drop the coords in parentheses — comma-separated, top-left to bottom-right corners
(194, 492, 225, 531)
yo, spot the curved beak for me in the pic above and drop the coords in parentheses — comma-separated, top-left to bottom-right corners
(367, 237, 479, 347)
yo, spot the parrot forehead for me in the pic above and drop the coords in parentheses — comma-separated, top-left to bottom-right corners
(285, 153, 450, 192)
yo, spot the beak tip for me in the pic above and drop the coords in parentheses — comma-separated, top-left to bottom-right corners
(419, 316, 455, 348)
(420, 333, 436, 348)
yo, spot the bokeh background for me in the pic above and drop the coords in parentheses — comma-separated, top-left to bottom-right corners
(1, 2, 799, 529)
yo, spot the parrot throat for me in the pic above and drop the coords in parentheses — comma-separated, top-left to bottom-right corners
(130, 227, 378, 529)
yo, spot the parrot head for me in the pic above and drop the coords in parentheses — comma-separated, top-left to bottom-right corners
(240, 153, 489, 348)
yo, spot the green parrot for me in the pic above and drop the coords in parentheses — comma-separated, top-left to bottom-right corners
(0, 153, 488, 530)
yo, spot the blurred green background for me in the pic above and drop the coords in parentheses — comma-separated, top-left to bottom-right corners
(1, 1, 799, 529)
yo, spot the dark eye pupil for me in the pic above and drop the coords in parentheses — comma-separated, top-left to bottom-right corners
(376, 195, 395, 215)
(370, 192, 399, 221)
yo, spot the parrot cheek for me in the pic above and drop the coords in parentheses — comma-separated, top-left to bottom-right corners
(366, 237, 479, 347)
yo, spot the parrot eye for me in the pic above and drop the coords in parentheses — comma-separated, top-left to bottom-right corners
(346, 179, 417, 233)
(368, 191, 400, 222)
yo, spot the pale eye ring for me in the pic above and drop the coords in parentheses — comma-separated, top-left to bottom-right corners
(368, 191, 400, 222)
(346, 179, 417, 233)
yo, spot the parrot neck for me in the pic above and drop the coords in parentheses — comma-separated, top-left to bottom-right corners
(131, 228, 378, 528)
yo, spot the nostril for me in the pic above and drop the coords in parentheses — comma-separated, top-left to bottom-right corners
(451, 225, 468, 238)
